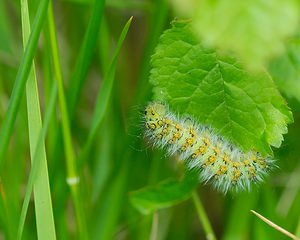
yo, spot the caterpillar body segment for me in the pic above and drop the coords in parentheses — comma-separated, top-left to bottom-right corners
(144, 102, 273, 193)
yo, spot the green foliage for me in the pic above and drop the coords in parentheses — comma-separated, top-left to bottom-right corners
(47, 4, 88, 238)
(0, 0, 49, 170)
(150, 20, 293, 155)
(269, 39, 300, 102)
(0, 1, 13, 53)
(130, 171, 198, 214)
(1, 0, 300, 239)
(67, 0, 106, 115)
(82, 17, 133, 158)
(20, 0, 56, 238)
(171, 0, 300, 69)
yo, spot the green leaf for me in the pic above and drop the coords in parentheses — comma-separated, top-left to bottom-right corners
(46, 4, 88, 238)
(269, 38, 300, 102)
(19, 0, 56, 239)
(0, 0, 49, 170)
(67, 0, 106, 116)
(81, 17, 133, 159)
(171, 0, 300, 69)
(150, 20, 292, 155)
(130, 171, 198, 214)
(17, 85, 57, 239)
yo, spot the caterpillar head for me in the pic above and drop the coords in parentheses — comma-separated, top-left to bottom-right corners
(144, 103, 166, 122)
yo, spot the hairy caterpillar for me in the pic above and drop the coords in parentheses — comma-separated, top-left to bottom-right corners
(144, 102, 273, 193)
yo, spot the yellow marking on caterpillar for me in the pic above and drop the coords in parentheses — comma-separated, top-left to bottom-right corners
(169, 131, 182, 144)
(163, 118, 171, 125)
(243, 160, 251, 166)
(213, 147, 221, 155)
(232, 161, 241, 168)
(191, 145, 207, 158)
(222, 154, 230, 163)
(161, 128, 169, 135)
(189, 128, 196, 136)
(175, 123, 183, 131)
(144, 102, 272, 193)
(203, 137, 210, 146)
(232, 170, 241, 182)
(204, 155, 217, 166)
(216, 165, 228, 176)
(147, 122, 158, 130)
(248, 166, 256, 178)
(157, 120, 164, 126)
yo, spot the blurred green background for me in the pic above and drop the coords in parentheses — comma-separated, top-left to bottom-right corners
(0, 0, 300, 239)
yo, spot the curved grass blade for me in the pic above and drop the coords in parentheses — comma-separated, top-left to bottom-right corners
(17, 84, 57, 239)
(19, 0, 56, 239)
(68, 0, 106, 116)
(46, 2, 88, 238)
(0, 0, 49, 170)
(79, 16, 133, 162)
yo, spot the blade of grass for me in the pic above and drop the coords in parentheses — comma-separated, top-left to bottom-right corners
(0, 0, 49, 170)
(50, 0, 106, 186)
(79, 16, 133, 163)
(46, 2, 87, 238)
(46, 1, 106, 214)
(93, 1, 169, 238)
(1, 100, 28, 239)
(91, 117, 113, 202)
(222, 193, 258, 240)
(68, 0, 106, 116)
(42, 23, 59, 163)
(19, 0, 56, 239)
(82, 18, 132, 237)
(42, 26, 70, 239)
(133, 0, 169, 104)
(251, 210, 300, 240)
(17, 84, 57, 239)
(191, 191, 217, 240)
(98, 16, 110, 74)
(90, 0, 168, 238)
(296, 216, 300, 238)
(92, 161, 128, 240)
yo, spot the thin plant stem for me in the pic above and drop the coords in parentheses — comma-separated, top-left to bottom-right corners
(251, 210, 300, 240)
(46, 2, 87, 239)
(191, 191, 217, 240)
(150, 212, 159, 240)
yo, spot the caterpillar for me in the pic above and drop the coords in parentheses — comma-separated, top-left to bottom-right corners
(144, 102, 273, 193)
